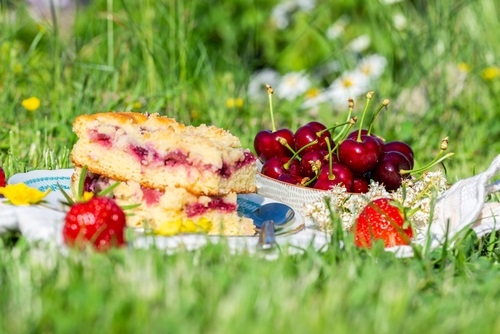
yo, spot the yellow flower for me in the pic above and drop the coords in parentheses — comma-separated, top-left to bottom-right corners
(156, 219, 182, 236)
(226, 98, 244, 108)
(457, 62, 470, 73)
(22, 97, 41, 112)
(180, 217, 212, 234)
(482, 67, 500, 80)
(155, 218, 212, 236)
(0, 183, 51, 206)
(82, 191, 94, 202)
(132, 101, 142, 110)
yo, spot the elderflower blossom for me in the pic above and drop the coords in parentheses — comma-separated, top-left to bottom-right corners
(302, 171, 448, 233)
(0, 183, 51, 206)
(21, 96, 41, 112)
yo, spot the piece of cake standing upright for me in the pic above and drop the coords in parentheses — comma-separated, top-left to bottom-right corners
(70, 112, 258, 236)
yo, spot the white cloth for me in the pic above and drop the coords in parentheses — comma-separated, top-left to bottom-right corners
(4, 154, 500, 257)
(0, 199, 330, 255)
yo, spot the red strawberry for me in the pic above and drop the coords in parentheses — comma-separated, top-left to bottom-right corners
(353, 198, 413, 248)
(63, 196, 126, 251)
(0, 166, 6, 187)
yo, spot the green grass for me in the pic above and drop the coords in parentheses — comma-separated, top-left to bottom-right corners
(2, 0, 500, 332)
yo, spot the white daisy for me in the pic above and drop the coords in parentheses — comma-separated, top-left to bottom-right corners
(271, 0, 316, 29)
(347, 34, 371, 53)
(247, 69, 281, 102)
(393, 13, 407, 30)
(301, 89, 331, 109)
(275, 71, 312, 101)
(326, 15, 350, 40)
(326, 70, 370, 107)
(356, 54, 387, 81)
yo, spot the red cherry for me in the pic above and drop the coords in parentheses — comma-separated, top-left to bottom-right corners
(0, 167, 5, 188)
(371, 151, 412, 191)
(261, 156, 301, 180)
(384, 141, 414, 168)
(347, 129, 369, 140)
(277, 173, 302, 185)
(313, 163, 354, 192)
(352, 174, 370, 193)
(338, 135, 384, 174)
(254, 128, 295, 163)
(294, 122, 332, 156)
(299, 150, 329, 178)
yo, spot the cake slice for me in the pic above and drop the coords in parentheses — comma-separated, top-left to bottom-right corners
(71, 167, 256, 236)
(71, 112, 257, 195)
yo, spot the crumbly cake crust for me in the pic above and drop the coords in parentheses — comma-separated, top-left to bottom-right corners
(71, 167, 256, 236)
(71, 112, 257, 195)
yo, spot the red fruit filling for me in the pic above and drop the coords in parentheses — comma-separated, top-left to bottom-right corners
(142, 187, 162, 205)
(89, 130, 112, 147)
(163, 150, 190, 167)
(83, 172, 112, 195)
(217, 151, 256, 178)
(184, 198, 236, 218)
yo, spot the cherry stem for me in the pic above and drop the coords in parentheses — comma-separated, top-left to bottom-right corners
(333, 116, 357, 143)
(303, 172, 319, 187)
(401, 152, 455, 175)
(367, 99, 389, 136)
(325, 137, 335, 180)
(282, 139, 320, 169)
(335, 100, 354, 140)
(278, 138, 296, 155)
(266, 84, 276, 132)
(357, 91, 374, 141)
(318, 119, 355, 137)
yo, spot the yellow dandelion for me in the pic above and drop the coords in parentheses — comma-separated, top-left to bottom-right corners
(482, 67, 500, 80)
(132, 101, 142, 110)
(457, 62, 470, 73)
(0, 183, 51, 206)
(22, 97, 41, 112)
(190, 109, 200, 120)
(226, 98, 244, 108)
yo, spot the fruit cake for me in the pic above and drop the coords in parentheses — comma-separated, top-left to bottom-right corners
(71, 167, 256, 236)
(71, 112, 257, 195)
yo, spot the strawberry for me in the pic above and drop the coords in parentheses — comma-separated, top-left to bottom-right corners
(0, 166, 6, 187)
(353, 198, 413, 249)
(60, 165, 127, 251)
(63, 195, 126, 251)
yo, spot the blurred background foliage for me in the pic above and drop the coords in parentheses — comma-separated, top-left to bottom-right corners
(1, 0, 500, 179)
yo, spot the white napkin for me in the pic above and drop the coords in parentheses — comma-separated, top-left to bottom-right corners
(0, 200, 65, 245)
(0, 199, 330, 255)
(414, 154, 500, 250)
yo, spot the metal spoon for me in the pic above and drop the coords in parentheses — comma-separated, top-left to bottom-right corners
(248, 202, 295, 229)
(257, 220, 276, 250)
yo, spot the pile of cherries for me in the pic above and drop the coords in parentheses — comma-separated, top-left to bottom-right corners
(253, 92, 417, 193)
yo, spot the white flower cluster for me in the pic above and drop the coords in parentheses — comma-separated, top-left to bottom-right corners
(302, 171, 449, 233)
